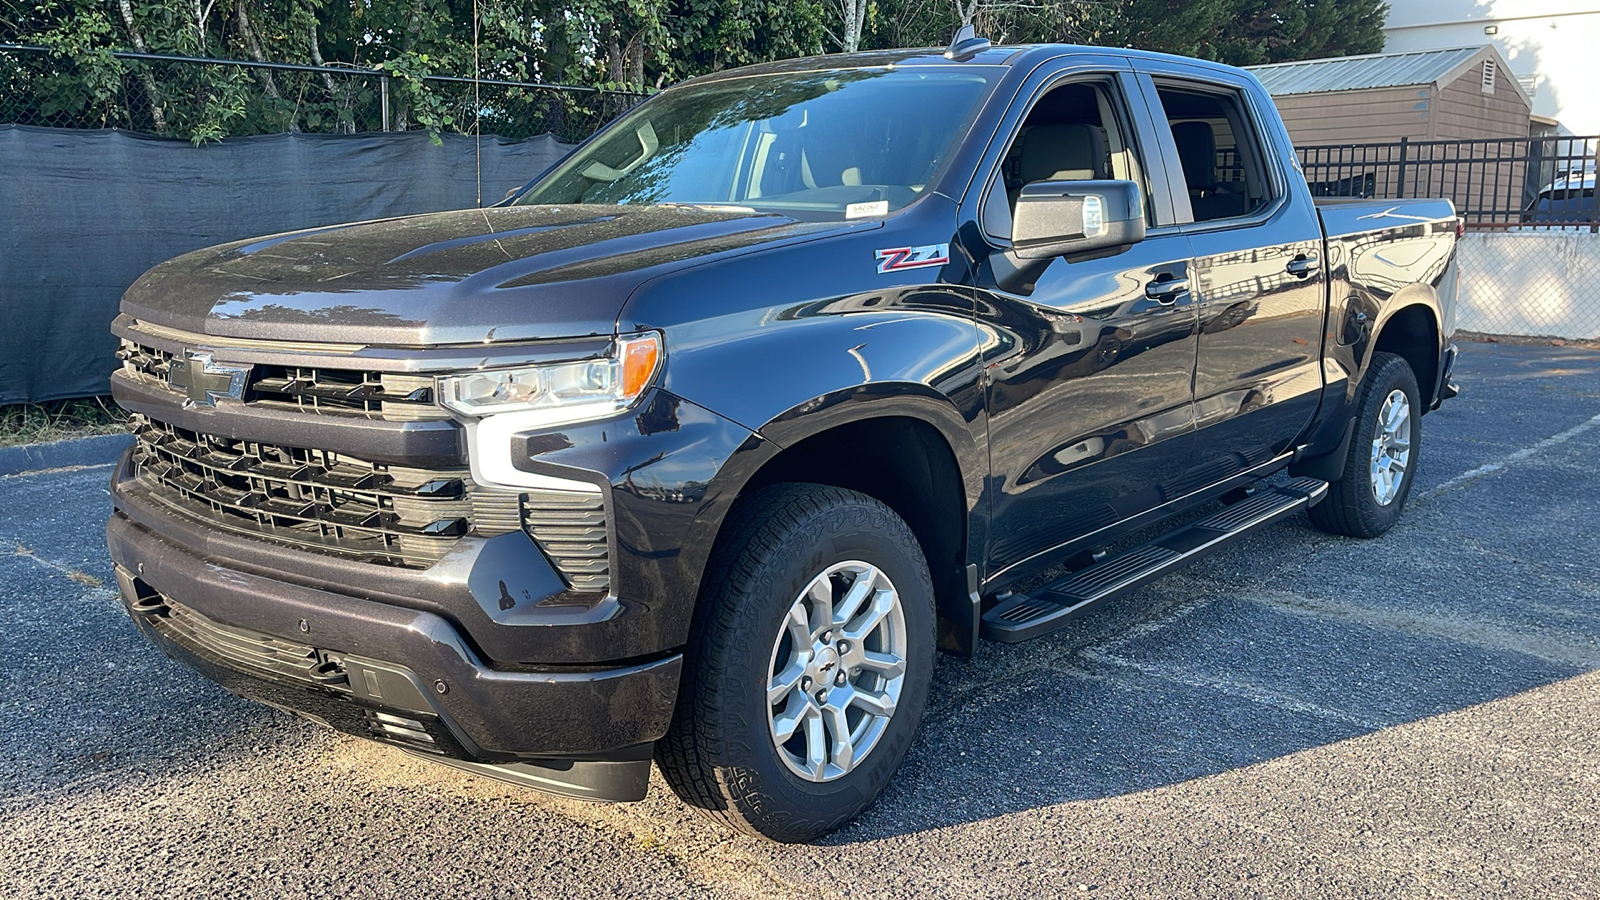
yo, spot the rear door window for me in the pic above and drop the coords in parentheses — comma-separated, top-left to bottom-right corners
(1149, 86, 1275, 224)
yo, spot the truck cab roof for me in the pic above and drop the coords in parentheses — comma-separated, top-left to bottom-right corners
(674, 44, 1257, 88)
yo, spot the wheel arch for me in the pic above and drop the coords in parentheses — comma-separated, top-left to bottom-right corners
(696, 390, 983, 656)
(1371, 300, 1443, 409)
(1295, 298, 1440, 484)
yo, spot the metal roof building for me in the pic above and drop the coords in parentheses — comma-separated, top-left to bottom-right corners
(1246, 45, 1532, 146)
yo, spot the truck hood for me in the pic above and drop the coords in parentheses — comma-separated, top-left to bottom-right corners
(119, 204, 838, 346)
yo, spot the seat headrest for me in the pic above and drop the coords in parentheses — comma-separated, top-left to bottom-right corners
(1018, 123, 1106, 185)
(1171, 121, 1218, 192)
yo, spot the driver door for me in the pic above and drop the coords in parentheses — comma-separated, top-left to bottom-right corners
(970, 67, 1200, 582)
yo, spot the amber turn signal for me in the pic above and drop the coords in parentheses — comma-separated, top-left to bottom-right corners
(620, 332, 662, 398)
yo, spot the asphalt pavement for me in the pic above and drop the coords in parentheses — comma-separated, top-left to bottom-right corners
(2, 341, 1597, 899)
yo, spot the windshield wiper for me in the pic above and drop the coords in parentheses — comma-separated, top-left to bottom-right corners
(654, 202, 759, 214)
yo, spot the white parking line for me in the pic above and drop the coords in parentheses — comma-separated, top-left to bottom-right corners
(1245, 589, 1600, 668)
(1417, 410, 1600, 502)
(1075, 595, 1385, 729)
(5, 538, 119, 599)
(0, 461, 115, 481)
(1081, 648, 1385, 730)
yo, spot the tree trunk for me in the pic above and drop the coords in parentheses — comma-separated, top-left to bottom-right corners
(307, 20, 352, 133)
(234, 0, 283, 103)
(394, 0, 425, 129)
(194, 0, 223, 53)
(627, 34, 645, 87)
(114, 0, 167, 133)
(605, 25, 625, 84)
(836, 0, 868, 53)
(404, 0, 425, 51)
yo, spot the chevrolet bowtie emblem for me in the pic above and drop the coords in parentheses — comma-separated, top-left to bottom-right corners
(167, 351, 250, 408)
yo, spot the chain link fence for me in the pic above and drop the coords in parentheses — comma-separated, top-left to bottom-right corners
(1456, 231, 1600, 340)
(0, 44, 646, 143)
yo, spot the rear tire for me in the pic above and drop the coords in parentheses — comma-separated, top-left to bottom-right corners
(1309, 351, 1421, 538)
(656, 483, 936, 842)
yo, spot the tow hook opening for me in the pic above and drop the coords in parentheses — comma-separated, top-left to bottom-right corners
(116, 568, 169, 618)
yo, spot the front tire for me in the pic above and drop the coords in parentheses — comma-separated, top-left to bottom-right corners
(656, 484, 936, 842)
(1309, 351, 1422, 538)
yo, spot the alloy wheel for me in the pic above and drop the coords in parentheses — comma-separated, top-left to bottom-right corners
(765, 561, 907, 782)
(1369, 388, 1412, 506)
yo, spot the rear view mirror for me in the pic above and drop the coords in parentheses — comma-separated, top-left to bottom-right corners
(1012, 179, 1145, 259)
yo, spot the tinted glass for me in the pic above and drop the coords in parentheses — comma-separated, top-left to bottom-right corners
(518, 68, 997, 220)
(1153, 87, 1275, 223)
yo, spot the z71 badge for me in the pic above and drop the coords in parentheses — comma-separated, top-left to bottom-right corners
(875, 243, 950, 274)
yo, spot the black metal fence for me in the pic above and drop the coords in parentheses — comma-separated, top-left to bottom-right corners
(1297, 134, 1599, 230)
(0, 44, 647, 144)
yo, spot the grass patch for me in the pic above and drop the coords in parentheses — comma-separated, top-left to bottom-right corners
(0, 397, 129, 448)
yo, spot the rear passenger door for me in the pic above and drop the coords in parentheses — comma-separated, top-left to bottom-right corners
(1132, 64, 1327, 484)
(970, 61, 1200, 582)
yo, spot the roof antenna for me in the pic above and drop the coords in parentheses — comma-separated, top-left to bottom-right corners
(945, 24, 991, 61)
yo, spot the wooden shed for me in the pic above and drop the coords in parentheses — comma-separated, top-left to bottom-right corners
(1247, 45, 1532, 146)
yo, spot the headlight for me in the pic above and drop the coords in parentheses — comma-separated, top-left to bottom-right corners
(438, 332, 662, 424)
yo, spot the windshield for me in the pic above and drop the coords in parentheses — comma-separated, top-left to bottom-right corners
(516, 67, 998, 220)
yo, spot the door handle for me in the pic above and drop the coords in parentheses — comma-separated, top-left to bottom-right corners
(1286, 256, 1320, 279)
(1144, 277, 1189, 304)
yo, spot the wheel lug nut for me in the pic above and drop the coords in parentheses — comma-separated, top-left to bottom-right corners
(815, 690, 827, 704)
(801, 677, 812, 691)
(835, 672, 846, 686)
(838, 640, 850, 653)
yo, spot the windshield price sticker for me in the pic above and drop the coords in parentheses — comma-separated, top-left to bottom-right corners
(846, 201, 890, 219)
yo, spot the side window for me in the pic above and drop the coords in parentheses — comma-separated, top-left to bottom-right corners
(1151, 85, 1275, 223)
(982, 79, 1152, 240)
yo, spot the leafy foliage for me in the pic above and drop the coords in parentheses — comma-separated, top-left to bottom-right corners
(2, 0, 1387, 141)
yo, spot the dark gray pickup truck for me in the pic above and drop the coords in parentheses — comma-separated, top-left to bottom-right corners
(108, 31, 1459, 841)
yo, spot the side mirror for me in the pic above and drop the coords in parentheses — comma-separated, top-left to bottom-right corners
(1012, 179, 1145, 259)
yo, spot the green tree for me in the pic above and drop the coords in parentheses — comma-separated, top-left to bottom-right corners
(670, 0, 827, 75)
(2, 0, 1384, 142)
(1106, 0, 1388, 65)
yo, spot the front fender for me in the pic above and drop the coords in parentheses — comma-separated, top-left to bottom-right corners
(616, 192, 984, 474)
(658, 304, 988, 515)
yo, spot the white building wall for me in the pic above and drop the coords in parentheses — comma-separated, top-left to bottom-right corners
(1383, 0, 1600, 134)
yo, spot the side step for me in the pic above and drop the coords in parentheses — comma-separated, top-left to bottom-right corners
(980, 477, 1328, 643)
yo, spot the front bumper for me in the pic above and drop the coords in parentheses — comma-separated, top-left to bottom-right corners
(108, 507, 679, 801)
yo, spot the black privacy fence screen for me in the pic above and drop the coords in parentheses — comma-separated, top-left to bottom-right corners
(0, 45, 646, 404)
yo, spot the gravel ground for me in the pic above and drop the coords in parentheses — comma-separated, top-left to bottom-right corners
(2, 342, 1597, 899)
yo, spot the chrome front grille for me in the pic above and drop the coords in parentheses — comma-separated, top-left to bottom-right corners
(128, 414, 612, 589)
(130, 415, 482, 568)
(118, 340, 448, 421)
(250, 365, 442, 421)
